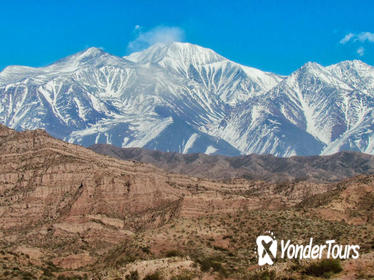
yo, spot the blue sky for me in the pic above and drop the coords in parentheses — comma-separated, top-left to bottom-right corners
(1, 0, 374, 74)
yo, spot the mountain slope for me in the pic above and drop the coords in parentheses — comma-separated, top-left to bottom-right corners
(90, 144, 374, 182)
(1, 44, 282, 155)
(0, 124, 373, 279)
(1, 43, 374, 156)
(126, 42, 282, 105)
(215, 60, 374, 156)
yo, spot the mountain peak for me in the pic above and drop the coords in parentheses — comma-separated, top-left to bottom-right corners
(300, 61, 323, 70)
(288, 61, 326, 79)
(45, 47, 130, 73)
(59, 47, 108, 65)
(125, 42, 225, 66)
(328, 59, 372, 72)
(77, 47, 106, 60)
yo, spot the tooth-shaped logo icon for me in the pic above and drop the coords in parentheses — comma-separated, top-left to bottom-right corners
(257, 233, 277, 266)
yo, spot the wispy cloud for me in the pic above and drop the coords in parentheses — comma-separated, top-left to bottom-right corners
(357, 47, 365, 56)
(339, 33, 355, 44)
(127, 25, 185, 53)
(339, 31, 374, 57)
(357, 32, 374, 43)
(339, 32, 374, 44)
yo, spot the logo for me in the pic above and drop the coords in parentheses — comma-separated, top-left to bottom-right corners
(256, 232, 277, 265)
(256, 232, 360, 266)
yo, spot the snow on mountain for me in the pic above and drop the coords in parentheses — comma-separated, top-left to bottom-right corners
(214, 60, 374, 156)
(126, 42, 283, 105)
(1, 42, 374, 156)
(327, 60, 374, 95)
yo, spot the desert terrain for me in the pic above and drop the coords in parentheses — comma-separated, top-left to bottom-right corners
(0, 125, 373, 279)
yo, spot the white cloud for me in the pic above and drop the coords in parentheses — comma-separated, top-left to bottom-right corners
(127, 26, 185, 52)
(339, 31, 374, 44)
(357, 47, 365, 56)
(339, 33, 354, 44)
(357, 32, 374, 43)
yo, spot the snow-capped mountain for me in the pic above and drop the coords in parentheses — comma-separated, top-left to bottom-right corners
(126, 43, 281, 104)
(214, 60, 374, 156)
(1, 42, 374, 156)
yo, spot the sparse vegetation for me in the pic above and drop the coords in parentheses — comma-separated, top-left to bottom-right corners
(165, 250, 183, 257)
(0, 126, 373, 279)
(304, 259, 343, 278)
(196, 256, 227, 276)
(143, 271, 162, 280)
(170, 270, 195, 280)
(125, 271, 139, 280)
(250, 270, 277, 280)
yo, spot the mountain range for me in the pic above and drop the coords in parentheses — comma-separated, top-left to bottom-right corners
(1, 42, 374, 156)
(90, 144, 374, 183)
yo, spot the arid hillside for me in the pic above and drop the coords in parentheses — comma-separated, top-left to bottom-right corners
(90, 144, 374, 183)
(0, 125, 373, 279)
